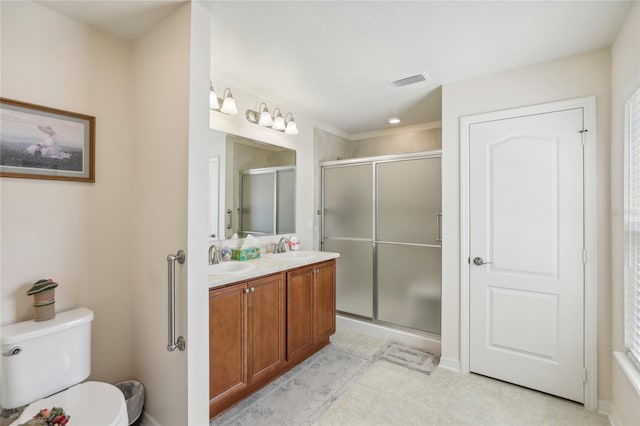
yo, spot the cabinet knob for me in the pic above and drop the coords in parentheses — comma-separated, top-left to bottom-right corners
(251, 287, 256, 293)
(244, 288, 251, 294)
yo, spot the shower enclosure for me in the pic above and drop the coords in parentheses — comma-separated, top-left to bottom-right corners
(321, 151, 441, 335)
(240, 166, 295, 237)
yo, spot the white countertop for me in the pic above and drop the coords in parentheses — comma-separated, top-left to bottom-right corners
(208, 251, 340, 289)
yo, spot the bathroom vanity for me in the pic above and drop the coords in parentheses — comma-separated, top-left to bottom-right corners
(208, 252, 338, 419)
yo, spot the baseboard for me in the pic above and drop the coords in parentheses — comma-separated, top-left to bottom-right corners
(607, 403, 622, 426)
(336, 314, 441, 354)
(437, 357, 461, 372)
(597, 400, 611, 416)
(140, 411, 160, 426)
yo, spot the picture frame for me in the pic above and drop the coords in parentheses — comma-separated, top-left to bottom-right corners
(0, 98, 95, 182)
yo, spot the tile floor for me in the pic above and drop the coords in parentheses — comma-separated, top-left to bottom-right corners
(320, 329, 608, 426)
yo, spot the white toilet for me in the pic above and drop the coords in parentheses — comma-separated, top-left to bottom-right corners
(1, 308, 128, 426)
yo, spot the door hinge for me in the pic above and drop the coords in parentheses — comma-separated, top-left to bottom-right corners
(579, 129, 588, 146)
(582, 249, 587, 264)
(583, 368, 588, 383)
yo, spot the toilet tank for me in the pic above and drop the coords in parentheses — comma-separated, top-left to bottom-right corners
(1, 308, 94, 408)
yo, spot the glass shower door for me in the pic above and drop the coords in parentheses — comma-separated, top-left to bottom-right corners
(376, 157, 442, 334)
(241, 172, 275, 235)
(276, 169, 295, 234)
(322, 164, 373, 318)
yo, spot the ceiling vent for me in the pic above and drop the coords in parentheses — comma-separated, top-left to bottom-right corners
(391, 73, 428, 87)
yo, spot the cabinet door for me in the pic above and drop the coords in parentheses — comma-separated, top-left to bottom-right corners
(247, 273, 285, 383)
(314, 260, 336, 342)
(209, 283, 248, 403)
(286, 266, 314, 360)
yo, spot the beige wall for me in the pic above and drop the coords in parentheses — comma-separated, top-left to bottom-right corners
(130, 4, 192, 425)
(350, 128, 442, 158)
(441, 48, 612, 401)
(0, 1, 133, 383)
(610, 2, 640, 424)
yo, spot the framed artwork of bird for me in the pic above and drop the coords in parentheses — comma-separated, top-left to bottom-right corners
(0, 98, 95, 182)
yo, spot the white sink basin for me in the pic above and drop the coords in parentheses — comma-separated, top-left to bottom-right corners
(267, 251, 316, 261)
(208, 262, 256, 275)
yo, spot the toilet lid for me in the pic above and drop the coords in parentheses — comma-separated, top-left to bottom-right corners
(13, 382, 127, 426)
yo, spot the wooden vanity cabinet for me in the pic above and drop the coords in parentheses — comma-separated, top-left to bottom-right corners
(209, 259, 336, 420)
(286, 260, 336, 360)
(208, 273, 285, 419)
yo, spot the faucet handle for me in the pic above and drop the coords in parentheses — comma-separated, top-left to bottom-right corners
(209, 244, 222, 265)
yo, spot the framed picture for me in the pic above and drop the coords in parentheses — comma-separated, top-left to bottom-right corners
(0, 98, 95, 182)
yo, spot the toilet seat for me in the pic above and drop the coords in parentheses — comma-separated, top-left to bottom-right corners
(12, 381, 127, 426)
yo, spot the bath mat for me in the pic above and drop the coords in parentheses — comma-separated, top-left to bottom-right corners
(212, 345, 370, 426)
(1, 407, 23, 426)
(377, 342, 438, 374)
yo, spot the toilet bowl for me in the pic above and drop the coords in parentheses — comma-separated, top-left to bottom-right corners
(11, 382, 127, 426)
(1, 308, 128, 426)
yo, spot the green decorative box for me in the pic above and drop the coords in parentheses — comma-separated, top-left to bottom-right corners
(231, 247, 260, 261)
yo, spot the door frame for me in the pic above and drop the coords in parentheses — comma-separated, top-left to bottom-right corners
(459, 96, 597, 410)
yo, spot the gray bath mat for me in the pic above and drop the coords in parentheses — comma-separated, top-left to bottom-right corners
(213, 345, 370, 426)
(377, 342, 438, 374)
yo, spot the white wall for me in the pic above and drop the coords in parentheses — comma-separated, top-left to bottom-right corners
(441, 48, 612, 400)
(186, 4, 212, 424)
(609, 2, 640, 424)
(0, 1, 133, 384)
(130, 4, 191, 425)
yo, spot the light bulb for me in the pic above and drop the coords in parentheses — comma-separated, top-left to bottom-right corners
(220, 89, 238, 115)
(258, 104, 274, 126)
(272, 109, 285, 131)
(285, 116, 299, 135)
(209, 83, 220, 110)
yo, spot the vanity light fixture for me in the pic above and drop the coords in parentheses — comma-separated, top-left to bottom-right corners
(220, 88, 238, 115)
(272, 108, 286, 131)
(258, 103, 274, 127)
(209, 83, 220, 110)
(245, 103, 299, 135)
(210, 82, 238, 115)
(284, 113, 299, 135)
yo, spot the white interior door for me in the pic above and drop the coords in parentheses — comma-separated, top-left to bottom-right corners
(469, 108, 585, 402)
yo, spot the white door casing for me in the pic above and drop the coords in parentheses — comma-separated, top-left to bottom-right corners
(460, 97, 598, 410)
(209, 157, 220, 239)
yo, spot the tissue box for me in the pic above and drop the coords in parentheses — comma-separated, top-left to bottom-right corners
(231, 247, 260, 261)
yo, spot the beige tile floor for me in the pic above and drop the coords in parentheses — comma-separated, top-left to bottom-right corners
(317, 329, 609, 426)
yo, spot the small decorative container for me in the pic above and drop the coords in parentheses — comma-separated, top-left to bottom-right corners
(231, 247, 260, 261)
(220, 247, 233, 261)
(26, 278, 58, 322)
(288, 236, 300, 251)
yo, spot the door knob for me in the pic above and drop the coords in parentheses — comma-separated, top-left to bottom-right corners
(473, 257, 492, 266)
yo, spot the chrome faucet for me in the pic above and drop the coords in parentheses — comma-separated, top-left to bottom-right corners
(276, 237, 289, 254)
(209, 245, 221, 265)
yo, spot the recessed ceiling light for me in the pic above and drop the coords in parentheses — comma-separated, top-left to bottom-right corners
(388, 118, 401, 124)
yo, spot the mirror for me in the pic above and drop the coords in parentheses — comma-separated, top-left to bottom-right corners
(209, 132, 296, 240)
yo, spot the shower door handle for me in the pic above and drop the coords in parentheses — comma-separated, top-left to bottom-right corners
(167, 250, 186, 352)
(226, 209, 233, 230)
(436, 213, 443, 243)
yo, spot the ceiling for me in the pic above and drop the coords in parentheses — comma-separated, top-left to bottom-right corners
(38, 1, 185, 41)
(210, 1, 632, 135)
(37, 1, 633, 136)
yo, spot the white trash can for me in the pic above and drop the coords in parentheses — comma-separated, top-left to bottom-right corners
(115, 380, 145, 425)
